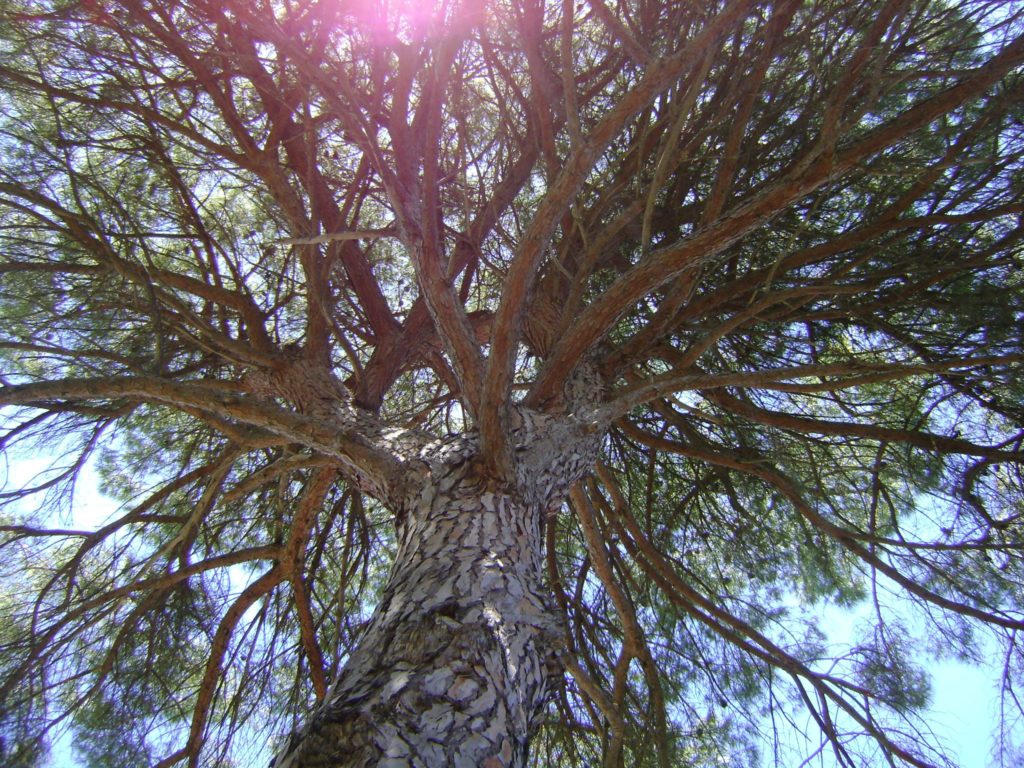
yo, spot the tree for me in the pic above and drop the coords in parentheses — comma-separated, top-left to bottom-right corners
(0, 0, 1022, 765)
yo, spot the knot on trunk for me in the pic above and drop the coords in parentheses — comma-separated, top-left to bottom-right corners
(561, 359, 604, 416)
(507, 388, 607, 508)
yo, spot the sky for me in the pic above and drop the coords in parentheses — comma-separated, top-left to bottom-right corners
(814, 602, 1005, 768)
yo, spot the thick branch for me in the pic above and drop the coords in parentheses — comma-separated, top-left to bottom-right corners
(0, 377, 405, 500)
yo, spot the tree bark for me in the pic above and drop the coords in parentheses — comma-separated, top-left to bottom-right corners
(274, 458, 561, 767)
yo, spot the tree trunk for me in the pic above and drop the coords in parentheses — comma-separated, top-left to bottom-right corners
(274, 458, 560, 767)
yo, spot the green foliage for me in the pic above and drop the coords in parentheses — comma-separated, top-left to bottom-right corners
(854, 625, 932, 714)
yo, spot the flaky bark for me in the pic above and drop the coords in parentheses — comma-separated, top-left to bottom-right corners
(273, 371, 606, 766)
(275, 471, 552, 766)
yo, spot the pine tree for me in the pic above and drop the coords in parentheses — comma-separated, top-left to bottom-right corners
(1, 1, 1023, 766)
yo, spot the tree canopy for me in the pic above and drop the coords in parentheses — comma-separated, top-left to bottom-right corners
(1, 0, 1023, 765)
